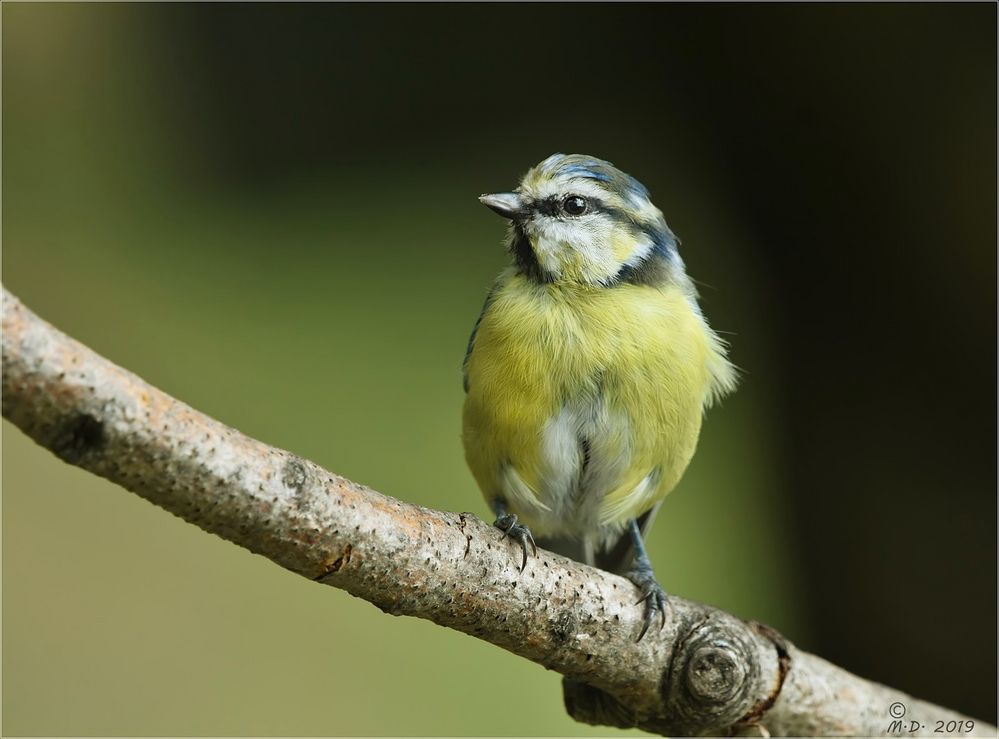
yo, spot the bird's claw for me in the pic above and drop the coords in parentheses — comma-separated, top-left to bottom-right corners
(628, 564, 670, 642)
(494, 512, 536, 572)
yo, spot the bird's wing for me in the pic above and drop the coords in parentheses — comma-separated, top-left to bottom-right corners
(462, 287, 497, 393)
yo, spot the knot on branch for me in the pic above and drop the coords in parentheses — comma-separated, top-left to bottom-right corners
(563, 611, 780, 736)
(663, 614, 765, 735)
(686, 645, 748, 705)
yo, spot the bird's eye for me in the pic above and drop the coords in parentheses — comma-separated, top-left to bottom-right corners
(562, 195, 588, 216)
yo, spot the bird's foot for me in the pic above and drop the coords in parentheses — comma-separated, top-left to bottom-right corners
(627, 560, 669, 642)
(493, 512, 537, 572)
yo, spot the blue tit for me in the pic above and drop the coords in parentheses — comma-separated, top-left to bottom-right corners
(462, 153, 737, 638)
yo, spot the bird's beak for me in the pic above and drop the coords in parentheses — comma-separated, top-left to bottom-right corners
(478, 192, 524, 220)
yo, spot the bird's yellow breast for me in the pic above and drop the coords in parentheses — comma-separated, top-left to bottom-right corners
(462, 270, 723, 542)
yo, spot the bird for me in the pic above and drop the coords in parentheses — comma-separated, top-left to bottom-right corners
(462, 153, 737, 639)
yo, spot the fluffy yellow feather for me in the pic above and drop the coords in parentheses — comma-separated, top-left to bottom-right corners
(464, 269, 730, 538)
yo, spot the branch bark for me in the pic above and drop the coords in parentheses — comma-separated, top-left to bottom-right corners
(2, 285, 992, 737)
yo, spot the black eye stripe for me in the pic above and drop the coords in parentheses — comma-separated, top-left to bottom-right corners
(528, 195, 610, 218)
(532, 197, 561, 217)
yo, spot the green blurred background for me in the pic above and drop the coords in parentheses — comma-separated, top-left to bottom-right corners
(2, 4, 995, 735)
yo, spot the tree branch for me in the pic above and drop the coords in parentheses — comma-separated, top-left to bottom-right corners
(2, 285, 992, 737)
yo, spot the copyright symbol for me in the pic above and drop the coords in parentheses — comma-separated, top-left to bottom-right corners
(889, 702, 906, 719)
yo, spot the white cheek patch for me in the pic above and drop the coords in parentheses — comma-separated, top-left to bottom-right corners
(529, 215, 653, 285)
(529, 214, 625, 284)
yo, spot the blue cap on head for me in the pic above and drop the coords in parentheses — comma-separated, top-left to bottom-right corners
(533, 153, 653, 210)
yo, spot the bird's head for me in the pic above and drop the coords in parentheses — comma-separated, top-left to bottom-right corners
(479, 153, 680, 286)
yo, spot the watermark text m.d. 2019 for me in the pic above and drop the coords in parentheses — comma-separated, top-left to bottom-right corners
(887, 702, 977, 735)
